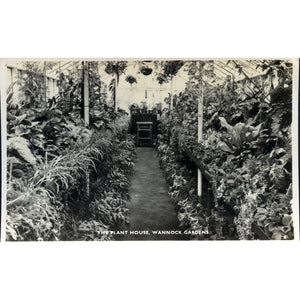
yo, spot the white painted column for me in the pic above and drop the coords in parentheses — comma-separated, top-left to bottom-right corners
(115, 74, 118, 111)
(170, 76, 173, 110)
(197, 82, 204, 197)
(83, 61, 89, 126)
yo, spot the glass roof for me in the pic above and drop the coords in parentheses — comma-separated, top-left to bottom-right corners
(6, 59, 286, 82)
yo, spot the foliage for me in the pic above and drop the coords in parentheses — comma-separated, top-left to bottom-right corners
(259, 60, 293, 86)
(125, 75, 137, 86)
(156, 60, 184, 84)
(218, 117, 263, 153)
(162, 61, 184, 79)
(75, 220, 111, 241)
(18, 62, 47, 106)
(104, 61, 128, 109)
(157, 74, 167, 85)
(157, 135, 236, 240)
(6, 62, 135, 241)
(55, 62, 111, 125)
(157, 60, 293, 240)
(104, 61, 128, 83)
(56, 70, 82, 116)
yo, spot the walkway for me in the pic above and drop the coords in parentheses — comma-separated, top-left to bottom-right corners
(115, 147, 187, 241)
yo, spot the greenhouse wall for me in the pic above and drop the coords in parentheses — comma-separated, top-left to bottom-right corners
(6, 64, 59, 98)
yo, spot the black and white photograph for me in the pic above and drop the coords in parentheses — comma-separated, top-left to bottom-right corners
(2, 59, 298, 241)
(1, 2, 300, 300)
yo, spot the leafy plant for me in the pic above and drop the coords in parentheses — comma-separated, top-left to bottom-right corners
(125, 75, 137, 86)
(157, 60, 293, 240)
(6, 62, 136, 241)
(218, 117, 263, 153)
(104, 61, 128, 83)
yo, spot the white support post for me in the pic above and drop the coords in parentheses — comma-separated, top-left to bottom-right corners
(170, 76, 173, 111)
(115, 73, 118, 112)
(83, 61, 90, 198)
(83, 61, 89, 126)
(43, 62, 47, 102)
(197, 81, 204, 197)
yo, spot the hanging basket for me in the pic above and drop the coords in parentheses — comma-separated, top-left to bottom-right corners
(125, 75, 137, 85)
(140, 67, 153, 76)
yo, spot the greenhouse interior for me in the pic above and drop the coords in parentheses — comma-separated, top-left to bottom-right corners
(5, 59, 294, 241)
